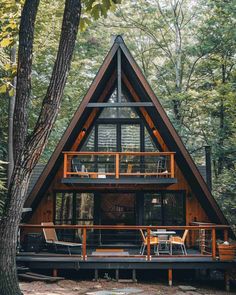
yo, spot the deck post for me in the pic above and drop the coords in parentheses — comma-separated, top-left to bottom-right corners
(223, 229, 228, 241)
(115, 154, 119, 179)
(115, 269, 119, 281)
(224, 271, 230, 292)
(63, 153, 67, 178)
(170, 154, 174, 178)
(52, 269, 58, 277)
(212, 228, 216, 260)
(147, 228, 151, 261)
(94, 269, 98, 281)
(168, 269, 173, 286)
(82, 227, 87, 261)
(132, 269, 137, 282)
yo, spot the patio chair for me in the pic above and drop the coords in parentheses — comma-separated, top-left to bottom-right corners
(156, 157, 168, 177)
(139, 229, 159, 255)
(71, 157, 88, 177)
(169, 229, 189, 255)
(41, 222, 82, 255)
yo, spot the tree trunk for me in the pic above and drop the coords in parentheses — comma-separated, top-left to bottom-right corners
(7, 46, 17, 187)
(0, 1, 81, 294)
(0, 158, 31, 295)
(217, 63, 226, 176)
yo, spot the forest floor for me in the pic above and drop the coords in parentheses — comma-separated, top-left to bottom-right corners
(19, 279, 234, 295)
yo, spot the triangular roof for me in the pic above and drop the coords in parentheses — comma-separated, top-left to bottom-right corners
(25, 36, 227, 224)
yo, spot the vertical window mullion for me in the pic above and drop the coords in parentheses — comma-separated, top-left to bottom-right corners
(73, 192, 77, 225)
(161, 194, 164, 226)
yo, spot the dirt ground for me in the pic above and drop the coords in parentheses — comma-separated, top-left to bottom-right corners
(19, 280, 235, 295)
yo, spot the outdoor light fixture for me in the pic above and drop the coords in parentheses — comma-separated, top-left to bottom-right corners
(81, 127, 87, 136)
(152, 127, 158, 136)
(151, 198, 158, 204)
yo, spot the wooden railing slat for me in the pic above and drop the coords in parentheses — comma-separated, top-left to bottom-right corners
(212, 228, 216, 260)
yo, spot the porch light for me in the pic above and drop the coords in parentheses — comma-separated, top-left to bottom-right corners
(152, 127, 158, 136)
(151, 198, 158, 204)
(81, 127, 87, 136)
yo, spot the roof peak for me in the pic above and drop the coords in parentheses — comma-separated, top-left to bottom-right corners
(114, 35, 124, 44)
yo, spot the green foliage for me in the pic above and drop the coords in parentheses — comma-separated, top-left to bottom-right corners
(213, 168, 236, 227)
(81, 0, 122, 31)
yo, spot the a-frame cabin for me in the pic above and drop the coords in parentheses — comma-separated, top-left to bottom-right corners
(18, 36, 234, 286)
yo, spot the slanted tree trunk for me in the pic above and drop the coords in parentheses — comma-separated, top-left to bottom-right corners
(0, 1, 81, 294)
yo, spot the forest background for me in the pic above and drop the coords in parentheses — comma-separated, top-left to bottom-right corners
(0, 0, 235, 226)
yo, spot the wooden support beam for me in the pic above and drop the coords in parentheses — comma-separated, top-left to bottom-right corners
(224, 271, 230, 292)
(168, 269, 173, 286)
(212, 228, 216, 260)
(52, 269, 58, 277)
(132, 269, 137, 282)
(63, 153, 67, 178)
(115, 154, 119, 179)
(170, 153, 175, 178)
(94, 269, 98, 281)
(86, 102, 154, 107)
(147, 228, 151, 261)
(82, 227, 87, 261)
(115, 269, 119, 281)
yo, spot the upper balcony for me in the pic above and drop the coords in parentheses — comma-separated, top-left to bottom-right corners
(62, 151, 177, 185)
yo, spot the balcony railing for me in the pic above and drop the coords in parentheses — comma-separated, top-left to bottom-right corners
(19, 224, 230, 262)
(62, 152, 175, 179)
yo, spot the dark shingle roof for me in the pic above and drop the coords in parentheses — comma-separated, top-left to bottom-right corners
(27, 164, 45, 196)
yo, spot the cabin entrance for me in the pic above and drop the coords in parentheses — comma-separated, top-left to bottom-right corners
(99, 193, 136, 245)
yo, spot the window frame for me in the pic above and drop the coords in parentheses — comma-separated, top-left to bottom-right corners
(54, 191, 94, 225)
(143, 190, 186, 226)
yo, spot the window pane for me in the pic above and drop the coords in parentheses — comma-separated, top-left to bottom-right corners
(81, 127, 95, 151)
(144, 193, 162, 225)
(100, 89, 138, 118)
(76, 193, 94, 221)
(55, 192, 73, 224)
(144, 127, 158, 152)
(98, 124, 117, 152)
(121, 125, 140, 152)
(163, 193, 184, 225)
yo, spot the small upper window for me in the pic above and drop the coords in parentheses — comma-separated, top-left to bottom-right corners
(100, 88, 138, 119)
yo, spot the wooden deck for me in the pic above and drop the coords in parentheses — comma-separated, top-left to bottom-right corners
(17, 251, 236, 271)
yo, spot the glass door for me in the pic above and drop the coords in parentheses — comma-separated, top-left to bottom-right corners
(100, 193, 136, 244)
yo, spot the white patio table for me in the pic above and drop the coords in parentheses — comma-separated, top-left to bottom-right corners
(150, 230, 176, 255)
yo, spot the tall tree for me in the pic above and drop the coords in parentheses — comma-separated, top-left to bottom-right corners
(0, 0, 81, 294)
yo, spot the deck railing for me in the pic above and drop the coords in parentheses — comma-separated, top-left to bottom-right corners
(62, 151, 175, 179)
(19, 224, 230, 262)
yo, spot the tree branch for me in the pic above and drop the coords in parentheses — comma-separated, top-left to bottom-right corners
(13, 0, 40, 161)
(26, 0, 81, 168)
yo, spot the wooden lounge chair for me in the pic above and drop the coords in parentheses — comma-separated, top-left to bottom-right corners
(41, 222, 82, 255)
(139, 229, 159, 255)
(169, 229, 188, 255)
